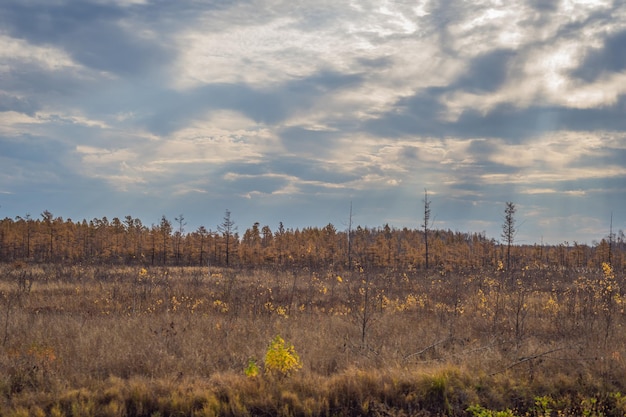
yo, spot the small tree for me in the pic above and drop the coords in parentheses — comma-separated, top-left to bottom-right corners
(196, 226, 209, 266)
(159, 215, 172, 265)
(422, 189, 432, 270)
(174, 214, 186, 265)
(608, 212, 614, 266)
(502, 202, 516, 271)
(347, 202, 353, 270)
(264, 335, 302, 378)
(347, 266, 383, 350)
(15, 214, 32, 259)
(218, 209, 236, 266)
(41, 210, 55, 261)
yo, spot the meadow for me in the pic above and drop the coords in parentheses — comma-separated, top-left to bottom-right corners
(1, 262, 626, 416)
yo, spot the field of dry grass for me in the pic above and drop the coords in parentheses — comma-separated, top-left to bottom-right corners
(1, 262, 626, 416)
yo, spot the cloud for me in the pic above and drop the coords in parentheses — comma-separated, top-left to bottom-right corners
(573, 29, 626, 82)
(0, 0, 625, 245)
(0, 93, 38, 116)
(0, 1, 174, 76)
(454, 49, 517, 93)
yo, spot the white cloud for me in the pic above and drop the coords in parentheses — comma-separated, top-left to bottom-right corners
(437, 1, 626, 118)
(0, 111, 44, 135)
(74, 146, 146, 191)
(562, 0, 613, 20)
(448, 1, 527, 54)
(563, 72, 626, 108)
(0, 35, 81, 72)
(482, 166, 626, 185)
(224, 171, 349, 198)
(0, 111, 109, 137)
(2, 0, 625, 242)
(171, 0, 451, 95)
(487, 131, 623, 173)
(173, 16, 331, 87)
(106, 0, 148, 6)
(72, 110, 282, 192)
(151, 110, 279, 166)
(520, 188, 587, 196)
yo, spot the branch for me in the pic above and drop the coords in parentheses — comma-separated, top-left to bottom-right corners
(490, 346, 568, 376)
(403, 338, 447, 361)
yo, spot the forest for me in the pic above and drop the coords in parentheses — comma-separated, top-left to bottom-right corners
(1, 208, 626, 416)
(0, 210, 623, 271)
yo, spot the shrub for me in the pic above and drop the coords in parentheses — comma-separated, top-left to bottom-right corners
(245, 359, 259, 378)
(264, 335, 302, 378)
(467, 404, 516, 417)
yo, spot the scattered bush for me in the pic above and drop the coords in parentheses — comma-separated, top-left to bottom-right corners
(264, 335, 302, 378)
(1, 264, 626, 415)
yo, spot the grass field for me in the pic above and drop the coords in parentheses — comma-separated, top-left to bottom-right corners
(1, 262, 626, 416)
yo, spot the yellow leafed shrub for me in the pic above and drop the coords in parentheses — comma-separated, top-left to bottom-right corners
(264, 335, 302, 378)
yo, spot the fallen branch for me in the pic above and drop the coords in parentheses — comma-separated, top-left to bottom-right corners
(403, 338, 447, 361)
(490, 346, 568, 376)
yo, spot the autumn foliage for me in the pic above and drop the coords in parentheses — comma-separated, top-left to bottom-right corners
(0, 213, 623, 271)
(1, 211, 626, 415)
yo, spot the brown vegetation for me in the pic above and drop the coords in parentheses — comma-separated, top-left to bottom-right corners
(0, 213, 623, 271)
(1, 261, 626, 416)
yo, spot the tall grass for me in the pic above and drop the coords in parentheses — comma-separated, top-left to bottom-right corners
(1, 263, 625, 415)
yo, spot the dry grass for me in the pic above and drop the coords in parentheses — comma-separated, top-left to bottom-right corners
(1, 263, 626, 416)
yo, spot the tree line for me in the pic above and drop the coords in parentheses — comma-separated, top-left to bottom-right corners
(0, 209, 623, 271)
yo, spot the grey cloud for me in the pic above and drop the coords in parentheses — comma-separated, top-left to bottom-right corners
(219, 158, 358, 187)
(455, 100, 626, 140)
(454, 49, 517, 93)
(0, 0, 623, 245)
(279, 127, 337, 156)
(366, 88, 626, 141)
(140, 70, 364, 135)
(288, 164, 358, 186)
(0, 93, 39, 115)
(0, 134, 73, 165)
(0, 1, 173, 76)
(356, 56, 394, 69)
(466, 139, 496, 159)
(453, 105, 560, 141)
(0, 1, 125, 43)
(137, 84, 283, 135)
(0, 133, 84, 203)
(2, 63, 90, 100)
(572, 29, 626, 82)
(398, 146, 419, 161)
(427, 0, 470, 29)
(364, 87, 447, 138)
(553, 177, 625, 194)
(555, 96, 626, 132)
(604, 148, 626, 167)
(223, 175, 289, 195)
(527, 0, 559, 12)
(447, 181, 491, 195)
(574, 146, 626, 168)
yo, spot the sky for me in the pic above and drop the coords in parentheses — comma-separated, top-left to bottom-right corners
(1, 0, 625, 245)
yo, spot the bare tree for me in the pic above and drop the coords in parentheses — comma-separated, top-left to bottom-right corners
(422, 189, 432, 270)
(174, 214, 186, 265)
(347, 266, 380, 351)
(41, 210, 55, 261)
(196, 226, 209, 266)
(502, 202, 516, 271)
(218, 209, 236, 266)
(347, 202, 353, 270)
(609, 212, 614, 266)
(15, 214, 32, 259)
(159, 215, 172, 265)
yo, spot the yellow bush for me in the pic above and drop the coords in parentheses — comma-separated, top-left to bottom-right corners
(245, 359, 259, 378)
(264, 335, 302, 378)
